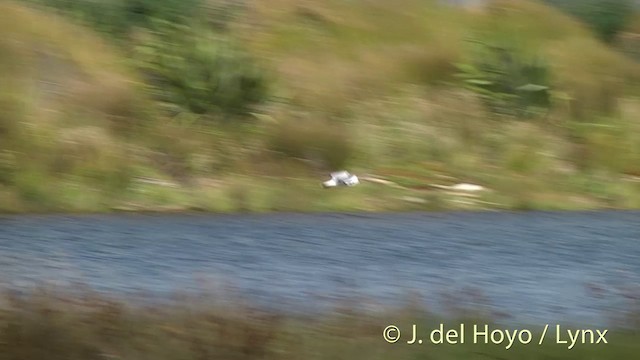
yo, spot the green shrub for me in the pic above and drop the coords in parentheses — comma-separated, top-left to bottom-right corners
(27, 0, 201, 38)
(133, 23, 268, 116)
(455, 39, 551, 118)
(544, 0, 634, 43)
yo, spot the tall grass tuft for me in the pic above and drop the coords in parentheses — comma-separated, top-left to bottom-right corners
(0, 286, 638, 360)
(266, 115, 353, 170)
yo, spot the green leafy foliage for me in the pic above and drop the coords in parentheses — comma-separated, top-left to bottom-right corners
(28, 0, 266, 118)
(132, 22, 268, 116)
(544, 0, 634, 43)
(28, 0, 200, 39)
(455, 40, 551, 118)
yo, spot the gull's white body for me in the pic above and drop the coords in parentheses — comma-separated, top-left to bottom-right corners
(322, 171, 359, 188)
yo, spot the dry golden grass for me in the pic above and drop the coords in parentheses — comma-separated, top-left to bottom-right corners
(0, 1, 148, 129)
(0, 286, 637, 360)
(0, 1, 157, 209)
(239, 0, 639, 123)
(265, 113, 353, 170)
(239, 0, 467, 112)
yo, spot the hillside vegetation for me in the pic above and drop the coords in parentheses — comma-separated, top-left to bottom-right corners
(1, 0, 640, 213)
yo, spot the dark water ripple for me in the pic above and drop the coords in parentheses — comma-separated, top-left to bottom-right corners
(0, 211, 638, 326)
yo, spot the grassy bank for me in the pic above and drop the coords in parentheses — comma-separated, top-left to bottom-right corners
(0, 287, 638, 360)
(1, 0, 640, 213)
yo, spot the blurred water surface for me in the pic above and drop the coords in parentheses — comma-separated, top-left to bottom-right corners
(0, 211, 638, 325)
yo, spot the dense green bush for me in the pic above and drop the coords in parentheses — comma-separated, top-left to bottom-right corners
(545, 0, 634, 43)
(455, 40, 551, 118)
(28, 0, 200, 38)
(132, 22, 268, 116)
(28, 0, 267, 118)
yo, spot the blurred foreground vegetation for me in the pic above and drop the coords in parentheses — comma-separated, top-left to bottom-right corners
(1, 0, 640, 213)
(0, 287, 638, 360)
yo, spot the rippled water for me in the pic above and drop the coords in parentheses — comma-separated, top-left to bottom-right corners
(0, 211, 638, 325)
